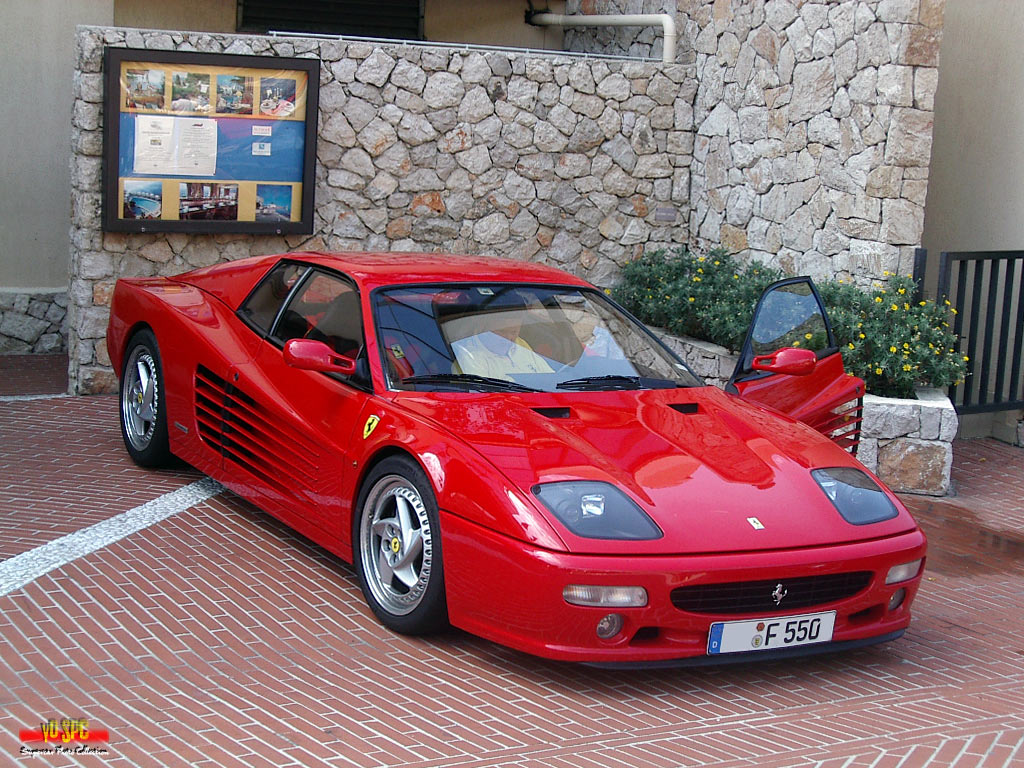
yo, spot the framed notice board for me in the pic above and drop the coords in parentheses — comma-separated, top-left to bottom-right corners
(102, 47, 319, 234)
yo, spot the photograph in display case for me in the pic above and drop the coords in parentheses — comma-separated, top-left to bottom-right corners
(179, 183, 239, 220)
(124, 69, 165, 110)
(258, 77, 297, 117)
(255, 184, 293, 222)
(122, 180, 163, 220)
(216, 74, 254, 115)
(171, 72, 212, 113)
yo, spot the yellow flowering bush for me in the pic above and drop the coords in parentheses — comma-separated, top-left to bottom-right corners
(616, 249, 966, 398)
(817, 275, 966, 398)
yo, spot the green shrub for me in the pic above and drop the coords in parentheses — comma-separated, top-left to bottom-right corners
(616, 248, 784, 350)
(616, 247, 966, 399)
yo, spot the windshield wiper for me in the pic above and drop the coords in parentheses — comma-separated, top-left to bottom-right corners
(402, 373, 540, 392)
(556, 375, 681, 391)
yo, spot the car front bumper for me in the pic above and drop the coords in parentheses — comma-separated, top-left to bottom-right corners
(441, 511, 927, 664)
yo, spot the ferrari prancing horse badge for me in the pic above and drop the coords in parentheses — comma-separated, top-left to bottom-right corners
(363, 415, 380, 439)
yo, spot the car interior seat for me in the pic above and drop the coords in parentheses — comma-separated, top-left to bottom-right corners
(306, 290, 363, 358)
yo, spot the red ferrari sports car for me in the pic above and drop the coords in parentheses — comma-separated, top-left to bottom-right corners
(107, 251, 926, 665)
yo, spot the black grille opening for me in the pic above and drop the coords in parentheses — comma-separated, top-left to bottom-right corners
(669, 403, 699, 414)
(629, 626, 660, 645)
(532, 407, 571, 419)
(847, 604, 884, 625)
(670, 571, 873, 615)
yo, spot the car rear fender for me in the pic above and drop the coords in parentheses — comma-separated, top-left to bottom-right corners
(107, 279, 168, 376)
(107, 277, 261, 464)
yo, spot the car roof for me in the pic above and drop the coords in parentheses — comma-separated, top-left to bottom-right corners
(291, 251, 592, 291)
(176, 251, 594, 310)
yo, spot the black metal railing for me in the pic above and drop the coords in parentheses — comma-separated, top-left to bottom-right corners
(937, 251, 1024, 414)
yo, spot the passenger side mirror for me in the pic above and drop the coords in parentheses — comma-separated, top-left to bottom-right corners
(751, 347, 817, 376)
(283, 338, 357, 375)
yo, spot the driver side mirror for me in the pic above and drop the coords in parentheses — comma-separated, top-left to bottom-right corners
(283, 338, 357, 375)
(752, 346, 817, 376)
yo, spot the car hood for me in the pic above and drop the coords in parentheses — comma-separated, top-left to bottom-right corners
(392, 386, 918, 555)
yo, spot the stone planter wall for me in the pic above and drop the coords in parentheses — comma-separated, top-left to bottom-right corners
(859, 387, 956, 495)
(655, 328, 957, 495)
(658, 332, 734, 388)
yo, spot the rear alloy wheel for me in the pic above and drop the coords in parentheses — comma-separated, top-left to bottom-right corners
(119, 329, 172, 467)
(355, 456, 447, 635)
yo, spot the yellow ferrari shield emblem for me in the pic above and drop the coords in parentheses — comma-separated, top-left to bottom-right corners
(363, 415, 380, 439)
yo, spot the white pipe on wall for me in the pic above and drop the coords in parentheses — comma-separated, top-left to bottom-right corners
(528, 12, 677, 64)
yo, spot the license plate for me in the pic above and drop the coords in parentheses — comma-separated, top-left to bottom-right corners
(707, 610, 836, 655)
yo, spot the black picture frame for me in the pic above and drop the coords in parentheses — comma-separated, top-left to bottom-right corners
(102, 47, 319, 235)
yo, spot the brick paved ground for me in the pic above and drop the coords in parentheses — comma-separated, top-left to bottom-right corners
(0, 354, 68, 397)
(1, 387, 1022, 766)
(0, 396, 200, 560)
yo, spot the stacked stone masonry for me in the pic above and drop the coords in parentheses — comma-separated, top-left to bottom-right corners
(658, 328, 956, 495)
(70, 0, 943, 393)
(0, 292, 68, 354)
(567, 0, 944, 285)
(70, 28, 697, 393)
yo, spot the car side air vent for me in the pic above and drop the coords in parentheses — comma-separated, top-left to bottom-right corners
(532, 407, 571, 419)
(669, 403, 699, 414)
(194, 365, 322, 493)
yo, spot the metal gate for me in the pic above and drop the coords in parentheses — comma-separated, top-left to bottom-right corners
(936, 250, 1024, 414)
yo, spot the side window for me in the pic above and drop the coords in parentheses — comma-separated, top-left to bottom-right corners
(273, 271, 364, 358)
(748, 280, 830, 358)
(238, 262, 306, 333)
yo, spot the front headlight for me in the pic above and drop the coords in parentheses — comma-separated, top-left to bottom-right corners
(532, 481, 662, 540)
(812, 467, 898, 525)
(886, 559, 923, 584)
(563, 585, 648, 607)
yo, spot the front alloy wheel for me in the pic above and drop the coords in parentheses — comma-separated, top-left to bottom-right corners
(355, 457, 447, 634)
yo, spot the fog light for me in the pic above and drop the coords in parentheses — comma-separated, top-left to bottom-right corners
(563, 585, 648, 607)
(885, 559, 923, 584)
(888, 588, 906, 611)
(596, 613, 623, 639)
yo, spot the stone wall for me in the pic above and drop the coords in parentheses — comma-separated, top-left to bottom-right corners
(656, 328, 957, 494)
(688, 0, 943, 286)
(658, 332, 734, 386)
(566, 0, 944, 288)
(70, 2, 944, 392)
(0, 291, 68, 354)
(70, 27, 696, 393)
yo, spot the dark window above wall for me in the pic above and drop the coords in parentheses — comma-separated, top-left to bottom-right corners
(238, 0, 424, 39)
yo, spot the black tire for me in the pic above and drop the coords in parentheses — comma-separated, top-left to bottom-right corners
(119, 328, 172, 467)
(353, 455, 448, 635)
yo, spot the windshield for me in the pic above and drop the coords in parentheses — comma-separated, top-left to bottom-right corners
(373, 284, 702, 392)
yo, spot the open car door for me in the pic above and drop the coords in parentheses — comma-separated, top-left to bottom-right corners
(726, 277, 865, 454)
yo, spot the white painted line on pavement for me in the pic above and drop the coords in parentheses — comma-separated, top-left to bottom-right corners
(0, 477, 223, 597)
(0, 393, 72, 402)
